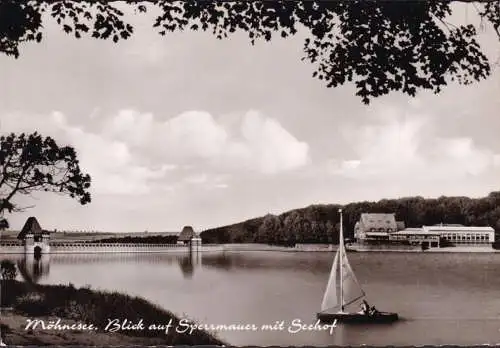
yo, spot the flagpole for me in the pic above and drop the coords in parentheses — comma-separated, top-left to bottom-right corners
(0, 251, 4, 346)
(339, 208, 344, 313)
(0, 212, 6, 346)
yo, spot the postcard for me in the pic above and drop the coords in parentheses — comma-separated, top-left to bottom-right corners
(1, 1, 499, 347)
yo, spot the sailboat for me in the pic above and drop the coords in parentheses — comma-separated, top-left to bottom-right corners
(316, 209, 399, 324)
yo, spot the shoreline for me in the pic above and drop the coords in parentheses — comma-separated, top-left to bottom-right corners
(219, 244, 499, 253)
(345, 245, 498, 253)
(1, 311, 193, 346)
(0, 281, 225, 346)
(1, 242, 499, 254)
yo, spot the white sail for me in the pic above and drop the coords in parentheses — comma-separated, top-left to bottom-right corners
(320, 249, 339, 311)
(320, 209, 365, 313)
(340, 250, 365, 307)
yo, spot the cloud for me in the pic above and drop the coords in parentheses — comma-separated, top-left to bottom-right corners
(236, 111, 310, 174)
(103, 109, 156, 148)
(1, 108, 308, 197)
(183, 173, 230, 190)
(329, 107, 500, 183)
(103, 109, 310, 175)
(0, 111, 176, 196)
(163, 111, 229, 159)
(429, 137, 499, 176)
(184, 173, 209, 184)
(495, 155, 500, 167)
(68, 133, 173, 195)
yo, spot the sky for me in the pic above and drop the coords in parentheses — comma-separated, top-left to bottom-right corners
(1, 4, 499, 232)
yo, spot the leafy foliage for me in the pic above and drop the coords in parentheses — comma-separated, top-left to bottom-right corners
(200, 191, 500, 245)
(0, 216, 8, 230)
(0, 259, 17, 280)
(2, 280, 224, 345)
(0, 1, 498, 103)
(15, 291, 50, 316)
(0, 132, 91, 224)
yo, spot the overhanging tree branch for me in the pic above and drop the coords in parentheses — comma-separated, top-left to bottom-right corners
(1, 1, 499, 103)
(0, 132, 91, 224)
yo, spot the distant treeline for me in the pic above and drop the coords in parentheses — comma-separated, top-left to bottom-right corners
(90, 235, 178, 244)
(200, 191, 500, 245)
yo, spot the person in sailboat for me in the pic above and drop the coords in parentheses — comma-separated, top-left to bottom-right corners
(360, 300, 370, 315)
(369, 305, 379, 316)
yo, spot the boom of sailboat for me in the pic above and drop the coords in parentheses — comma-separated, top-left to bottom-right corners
(316, 209, 399, 324)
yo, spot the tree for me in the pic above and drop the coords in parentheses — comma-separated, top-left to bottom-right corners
(0, 215, 8, 230)
(325, 221, 336, 243)
(0, 259, 17, 280)
(0, 132, 91, 226)
(201, 190, 500, 244)
(1, 1, 499, 104)
(258, 213, 282, 244)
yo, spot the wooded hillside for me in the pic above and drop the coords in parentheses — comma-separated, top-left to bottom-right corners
(200, 191, 500, 245)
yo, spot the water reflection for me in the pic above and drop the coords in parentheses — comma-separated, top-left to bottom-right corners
(10, 251, 205, 282)
(200, 252, 330, 273)
(4, 251, 330, 282)
(178, 252, 201, 278)
(1, 250, 499, 346)
(17, 253, 50, 284)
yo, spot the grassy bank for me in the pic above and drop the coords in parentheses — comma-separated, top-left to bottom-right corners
(0, 280, 225, 346)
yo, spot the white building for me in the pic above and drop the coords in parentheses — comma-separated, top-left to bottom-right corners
(354, 212, 496, 249)
(423, 225, 495, 245)
(354, 213, 400, 242)
(388, 228, 441, 248)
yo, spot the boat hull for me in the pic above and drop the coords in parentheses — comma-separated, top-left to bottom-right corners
(316, 311, 399, 324)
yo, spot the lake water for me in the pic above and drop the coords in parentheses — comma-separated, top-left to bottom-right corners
(5, 250, 500, 346)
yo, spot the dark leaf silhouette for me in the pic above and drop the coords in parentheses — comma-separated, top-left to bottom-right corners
(0, 1, 498, 103)
(0, 259, 17, 280)
(0, 132, 92, 228)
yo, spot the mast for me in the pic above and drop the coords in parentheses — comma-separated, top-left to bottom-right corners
(339, 208, 344, 312)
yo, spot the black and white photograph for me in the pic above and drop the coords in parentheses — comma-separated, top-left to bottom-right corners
(1, 1, 500, 346)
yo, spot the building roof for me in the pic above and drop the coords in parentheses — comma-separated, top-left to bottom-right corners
(360, 213, 397, 230)
(178, 225, 197, 241)
(391, 228, 441, 236)
(17, 217, 48, 240)
(365, 232, 391, 237)
(423, 225, 494, 232)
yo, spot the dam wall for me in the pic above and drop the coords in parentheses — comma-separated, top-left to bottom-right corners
(0, 242, 224, 254)
(49, 243, 188, 254)
(0, 243, 24, 254)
